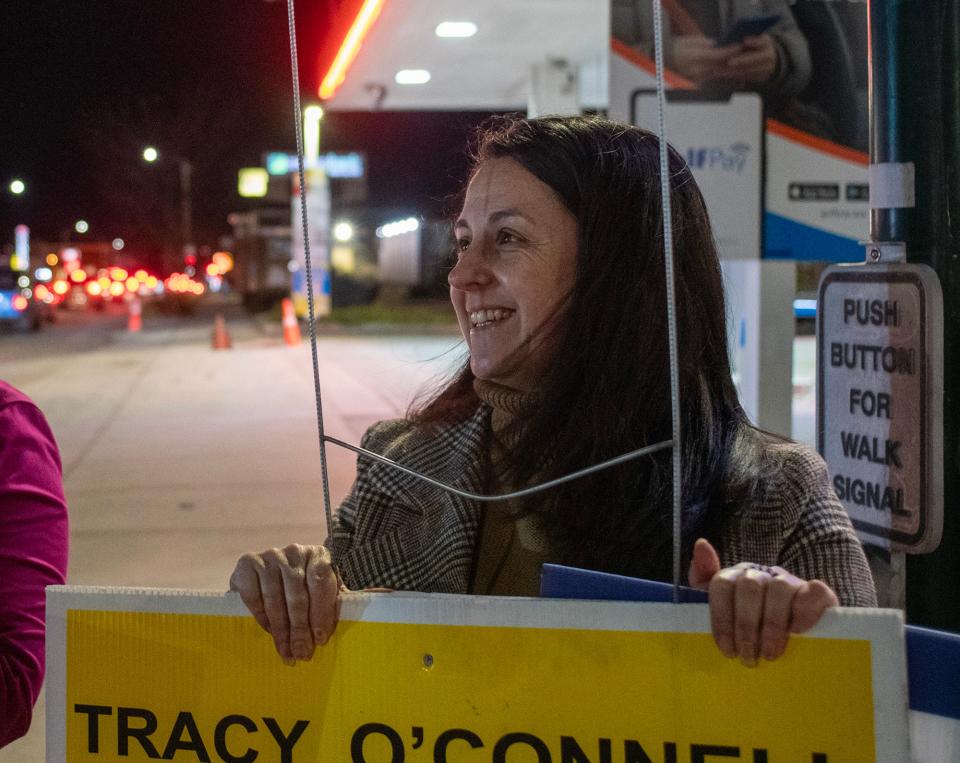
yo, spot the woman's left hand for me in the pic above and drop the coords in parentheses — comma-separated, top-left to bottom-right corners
(688, 538, 839, 665)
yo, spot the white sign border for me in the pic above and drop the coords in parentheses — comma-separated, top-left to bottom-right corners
(817, 262, 944, 552)
(47, 585, 909, 762)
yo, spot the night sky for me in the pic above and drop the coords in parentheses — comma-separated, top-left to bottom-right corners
(1, 1, 495, 262)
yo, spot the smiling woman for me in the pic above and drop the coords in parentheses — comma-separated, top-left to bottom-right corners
(231, 115, 875, 669)
(449, 158, 579, 390)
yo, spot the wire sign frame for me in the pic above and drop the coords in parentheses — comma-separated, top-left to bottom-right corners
(284, 0, 684, 597)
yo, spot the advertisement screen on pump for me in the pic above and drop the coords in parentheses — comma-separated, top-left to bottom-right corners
(610, 0, 869, 263)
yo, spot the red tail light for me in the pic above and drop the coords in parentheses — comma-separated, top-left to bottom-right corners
(12, 295, 28, 311)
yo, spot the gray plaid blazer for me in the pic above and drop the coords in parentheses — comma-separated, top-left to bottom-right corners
(328, 406, 877, 606)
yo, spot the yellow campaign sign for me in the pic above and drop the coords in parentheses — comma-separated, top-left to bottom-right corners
(46, 587, 909, 762)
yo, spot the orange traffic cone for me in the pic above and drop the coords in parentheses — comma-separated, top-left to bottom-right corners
(212, 313, 232, 350)
(127, 296, 142, 332)
(281, 297, 301, 346)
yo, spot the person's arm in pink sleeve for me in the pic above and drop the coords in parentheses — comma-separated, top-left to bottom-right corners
(0, 386, 69, 748)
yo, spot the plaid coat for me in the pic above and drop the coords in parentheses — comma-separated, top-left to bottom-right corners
(328, 406, 877, 606)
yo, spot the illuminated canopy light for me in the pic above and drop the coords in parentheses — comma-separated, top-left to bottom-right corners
(319, 0, 386, 100)
(34, 267, 53, 282)
(435, 21, 477, 38)
(143, 147, 159, 163)
(9, 179, 25, 195)
(395, 69, 431, 85)
(238, 168, 269, 198)
(376, 217, 419, 238)
(333, 221, 355, 243)
(75, 219, 89, 234)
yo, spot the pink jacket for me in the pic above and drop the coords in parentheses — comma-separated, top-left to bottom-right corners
(0, 381, 68, 747)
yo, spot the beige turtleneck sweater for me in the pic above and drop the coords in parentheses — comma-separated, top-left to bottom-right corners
(471, 379, 552, 596)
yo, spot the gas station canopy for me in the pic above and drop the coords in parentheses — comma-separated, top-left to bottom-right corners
(320, 0, 608, 112)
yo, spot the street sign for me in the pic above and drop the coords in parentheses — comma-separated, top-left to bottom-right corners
(817, 263, 943, 552)
(266, 151, 365, 178)
(238, 167, 269, 198)
(47, 587, 910, 762)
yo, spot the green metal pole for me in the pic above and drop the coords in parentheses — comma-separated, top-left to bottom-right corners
(870, 0, 960, 631)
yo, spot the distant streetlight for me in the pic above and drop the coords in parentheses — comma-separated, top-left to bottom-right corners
(142, 146, 159, 163)
(9, 179, 25, 195)
(75, 219, 89, 234)
(112, 238, 125, 251)
(333, 221, 354, 243)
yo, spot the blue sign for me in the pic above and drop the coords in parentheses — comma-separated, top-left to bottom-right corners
(265, 152, 365, 179)
(266, 153, 289, 176)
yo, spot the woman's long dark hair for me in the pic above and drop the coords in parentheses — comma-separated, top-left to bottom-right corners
(412, 115, 767, 582)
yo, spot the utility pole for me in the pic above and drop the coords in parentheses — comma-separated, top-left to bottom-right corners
(143, 146, 195, 270)
(870, 0, 960, 631)
(178, 159, 194, 257)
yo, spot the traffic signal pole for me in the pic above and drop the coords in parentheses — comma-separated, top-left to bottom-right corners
(870, 0, 960, 631)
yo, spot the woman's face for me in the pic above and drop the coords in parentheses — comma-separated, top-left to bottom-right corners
(449, 157, 578, 391)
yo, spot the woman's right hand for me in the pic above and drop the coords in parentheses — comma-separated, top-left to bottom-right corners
(229, 543, 342, 662)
